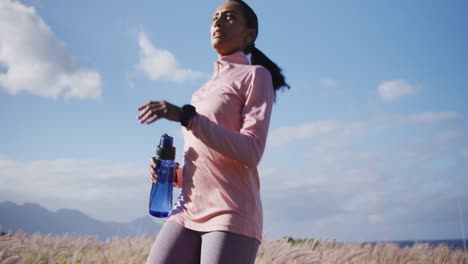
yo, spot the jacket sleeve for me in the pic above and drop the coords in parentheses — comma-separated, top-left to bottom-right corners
(186, 67, 274, 168)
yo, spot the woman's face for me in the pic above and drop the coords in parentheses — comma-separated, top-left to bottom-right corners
(211, 1, 256, 56)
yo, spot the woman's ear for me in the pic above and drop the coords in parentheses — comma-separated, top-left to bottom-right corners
(246, 29, 257, 44)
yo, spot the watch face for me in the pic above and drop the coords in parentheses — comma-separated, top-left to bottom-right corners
(181, 105, 196, 127)
(183, 104, 195, 113)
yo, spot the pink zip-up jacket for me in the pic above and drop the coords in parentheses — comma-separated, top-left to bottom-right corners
(168, 51, 274, 243)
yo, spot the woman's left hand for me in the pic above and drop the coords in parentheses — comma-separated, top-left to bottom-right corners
(137, 100, 182, 124)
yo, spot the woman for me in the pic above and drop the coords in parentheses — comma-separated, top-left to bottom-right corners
(137, 1, 289, 263)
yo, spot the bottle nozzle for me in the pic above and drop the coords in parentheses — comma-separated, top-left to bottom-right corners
(156, 134, 176, 160)
(159, 134, 173, 149)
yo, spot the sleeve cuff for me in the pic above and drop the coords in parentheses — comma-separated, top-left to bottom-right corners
(173, 167, 184, 188)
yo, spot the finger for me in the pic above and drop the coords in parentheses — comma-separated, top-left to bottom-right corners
(137, 106, 153, 122)
(138, 102, 160, 119)
(151, 157, 157, 168)
(142, 108, 167, 124)
(149, 167, 158, 181)
(138, 104, 148, 111)
(149, 164, 158, 175)
(139, 104, 166, 124)
(138, 107, 158, 124)
(145, 115, 159, 125)
(149, 175, 157, 184)
(138, 101, 153, 111)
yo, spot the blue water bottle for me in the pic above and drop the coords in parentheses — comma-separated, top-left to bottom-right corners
(149, 134, 176, 218)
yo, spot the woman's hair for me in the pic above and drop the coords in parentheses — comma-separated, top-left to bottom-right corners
(229, 0, 290, 100)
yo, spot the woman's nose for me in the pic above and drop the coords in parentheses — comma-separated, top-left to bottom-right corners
(213, 16, 223, 27)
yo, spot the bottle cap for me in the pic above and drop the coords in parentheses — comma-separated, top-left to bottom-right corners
(156, 134, 176, 160)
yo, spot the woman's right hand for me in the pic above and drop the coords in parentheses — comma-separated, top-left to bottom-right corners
(149, 158, 180, 185)
(149, 157, 159, 184)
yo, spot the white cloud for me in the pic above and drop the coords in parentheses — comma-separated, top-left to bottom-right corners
(260, 154, 468, 241)
(268, 120, 337, 147)
(0, 156, 152, 222)
(408, 111, 461, 125)
(0, 0, 101, 100)
(320, 78, 339, 87)
(378, 80, 420, 102)
(261, 113, 468, 240)
(137, 31, 204, 83)
(367, 214, 383, 224)
(370, 111, 462, 130)
(268, 120, 370, 148)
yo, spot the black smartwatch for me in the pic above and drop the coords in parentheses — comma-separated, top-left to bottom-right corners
(180, 104, 197, 127)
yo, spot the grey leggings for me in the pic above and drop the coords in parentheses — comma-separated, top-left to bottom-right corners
(146, 220, 260, 264)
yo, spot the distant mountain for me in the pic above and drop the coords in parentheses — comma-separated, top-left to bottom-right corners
(0, 201, 162, 240)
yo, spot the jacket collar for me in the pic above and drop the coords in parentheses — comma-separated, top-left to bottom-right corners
(213, 51, 249, 77)
(217, 51, 249, 66)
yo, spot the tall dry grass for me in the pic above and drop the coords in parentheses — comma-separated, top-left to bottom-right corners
(0, 232, 467, 264)
(0, 232, 151, 264)
(256, 237, 468, 264)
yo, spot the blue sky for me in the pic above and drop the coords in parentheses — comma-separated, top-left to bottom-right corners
(1, 0, 467, 242)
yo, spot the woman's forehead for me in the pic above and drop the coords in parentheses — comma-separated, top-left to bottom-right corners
(214, 2, 242, 14)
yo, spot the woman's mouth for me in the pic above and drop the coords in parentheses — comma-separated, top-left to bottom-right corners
(213, 30, 224, 38)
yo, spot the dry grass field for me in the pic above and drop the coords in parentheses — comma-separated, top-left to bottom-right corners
(0, 232, 467, 264)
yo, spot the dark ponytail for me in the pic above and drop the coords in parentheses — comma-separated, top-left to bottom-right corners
(230, 0, 290, 100)
(250, 45, 290, 99)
